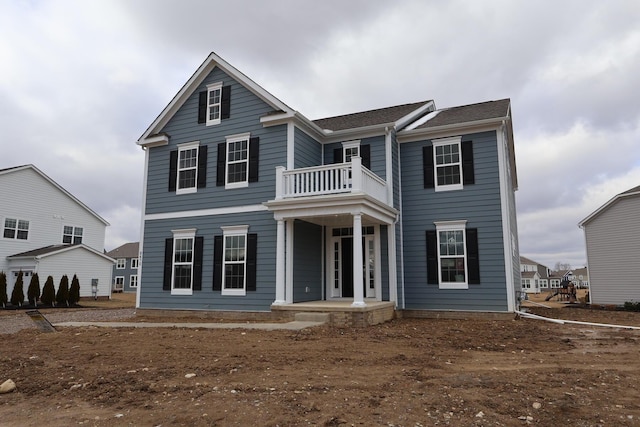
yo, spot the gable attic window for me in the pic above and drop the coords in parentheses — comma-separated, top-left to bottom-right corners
(198, 82, 231, 126)
(62, 225, 83, 244)
(423, 136, 475, 191)
(3, 218, 29, 240)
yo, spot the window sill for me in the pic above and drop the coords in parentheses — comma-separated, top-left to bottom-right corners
(438, 283, 469, 290)
(171, 289, 193, 296)
(221, 289, 246, 296)
(206, 119, 221, 126)
(176, 187, 197, 195)
(434, 184, 463, 192)
(225, 181, 248, 190)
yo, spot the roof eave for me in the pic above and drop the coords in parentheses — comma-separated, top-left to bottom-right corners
(397, 116, 507, 142)
(579, 189, 640, 228)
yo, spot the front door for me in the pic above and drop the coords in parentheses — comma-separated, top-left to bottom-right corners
(328, 227, 377, 299)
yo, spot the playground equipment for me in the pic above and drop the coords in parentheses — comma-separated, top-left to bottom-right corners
(545, 280, 577, 303)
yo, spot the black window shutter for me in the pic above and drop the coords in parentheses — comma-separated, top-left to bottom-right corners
(334, 148, 343, 163)
(216, 143, 226, 186)
(462, 141, 475, 185)
(197, 145, 207, 188)
(163, 238, 173, 290)
(423, 146, 434, 189)
(426, 230, 438, 284)
(246, 233, 257, 291)
(466, 228, 480, 284)
(198, 91, 207, 124)
(248, 137, 259, 183)
(221, 86, 231, 119)
(169, 150, 178, 192)
(361, 144, 371, 169)
(193, 236, 204, 291)
(213, 235, 223, 290)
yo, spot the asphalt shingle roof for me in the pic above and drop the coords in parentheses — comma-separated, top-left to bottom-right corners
(8, 244, 75, 258)
(312, 101, 431, 131)
(106, 242, 139, 259)
(415, 99, 510, 129)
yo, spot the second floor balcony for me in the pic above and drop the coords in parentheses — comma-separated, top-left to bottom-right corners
(274, 157, 390, 206)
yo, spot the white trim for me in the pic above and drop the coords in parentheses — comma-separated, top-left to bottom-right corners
(285, 220, 294, 303)
(129, 274, 138, 288)
(435, 220, 469, 290)
(116, 258, 126, 269)
(137, 147, 149, 308)
(287, 122, 295, 169)
(579, 188, 640, 227)
(404, 109, 441, 131)
(397, 119, 505, 144)
(225, 132, 251, 189)
(220, 227, 248, 296)
(205, 82, 223, 126)
(176, 142, 200, 195)
(496, 124, 517, 311)
(170, 228, 196, 296)
(432, 136, 463, 192)
(145, 204, 267, 221)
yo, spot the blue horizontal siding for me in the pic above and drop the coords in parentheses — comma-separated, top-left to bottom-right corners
(145, 66, 286, 215)
(399, 130, 509, 312)
(293, 220, 323, 302)
(139, 211, 276, 311)
(294, 127, 322, 169)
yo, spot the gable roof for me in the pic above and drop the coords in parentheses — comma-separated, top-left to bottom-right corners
(579, 184, 640, 227)
(313, 101, 433, 132)
(0, 165, 109, 226)
(521, 271, 539, 279)
(106, 242, 139, 259)
(519, 255, 539, 265)
(138, 52, 294, 145)
(7, 244, 115, 262)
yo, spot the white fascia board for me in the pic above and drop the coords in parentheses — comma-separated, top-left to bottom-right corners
(578, 190, 640, 228)
(33, 244, 116, 263)
(138, 133, 169, 148)
(395, 100, 436, 130)
(138, 52, 295, 143)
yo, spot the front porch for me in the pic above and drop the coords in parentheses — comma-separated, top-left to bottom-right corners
(264, 157, 399, 310)
(271, 300, 396, 327)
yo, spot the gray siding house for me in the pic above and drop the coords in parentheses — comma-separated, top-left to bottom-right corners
(136, 52, 520, 317)
(579, 185, 640, 305)
(106, 242, 139, 293)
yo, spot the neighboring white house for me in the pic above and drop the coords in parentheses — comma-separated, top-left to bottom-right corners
(579, 184, 640, 305)
(0, 165, 114, 300)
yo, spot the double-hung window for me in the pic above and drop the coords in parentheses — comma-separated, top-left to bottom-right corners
(426, 220, 479, 289)
(433, 137, 463, 191)
(4, 218, 29, 240)
(226, 133, 250, 188)
(171, 229, 195, 295)
(116, 259, 126, 269)
(176, 142, 199, 194)
(221, 225, 248, 296)
(131, 258, 139, 269)
(130, 275, 138, 288)
(63, 226, 83, 244)
(206, 82, 222, 126)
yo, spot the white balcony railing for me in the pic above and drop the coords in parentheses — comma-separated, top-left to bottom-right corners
(275, 157, 389, 204)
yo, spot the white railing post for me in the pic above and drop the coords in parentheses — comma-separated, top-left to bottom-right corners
(351, 156, 362, 192)
(275, 166, 285, 200)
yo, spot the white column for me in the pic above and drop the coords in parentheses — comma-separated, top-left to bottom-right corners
(285, 220, 294, 304)
(352, 213, 366, 307)
(351, 156, 362, 192)
(273, 219, 286, 305)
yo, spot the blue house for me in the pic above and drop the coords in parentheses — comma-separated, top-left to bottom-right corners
(136, 52, 521, 324)
(106, 242, 139, 293)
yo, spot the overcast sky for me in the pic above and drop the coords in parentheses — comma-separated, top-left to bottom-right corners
(1, 0, 639, 270)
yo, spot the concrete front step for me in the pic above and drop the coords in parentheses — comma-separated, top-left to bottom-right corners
(294, 312, 330, 323)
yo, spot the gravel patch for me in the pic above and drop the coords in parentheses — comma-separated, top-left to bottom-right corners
(0, 308, 136, 335)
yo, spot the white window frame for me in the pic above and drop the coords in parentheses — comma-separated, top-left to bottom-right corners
(129, 275, 138, 288)
(114, 276, 124, 291)
(221, 225, 249, 296)
(116, 258, 126, 269)
(435, 220, 468, 289)
(225, 133, 250, 189)
(206, 82, 223, 126)
(342, 140, 361, 163)
(3, 217, 30, 241)
(176, 141, 200, 195)
(171, 228, 197, 295)
(131, 258, 139, 269)
(62, 225, 83, 244)
(433, 136, 463, 192)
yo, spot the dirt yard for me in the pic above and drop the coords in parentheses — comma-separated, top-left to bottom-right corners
(2, 293, 640, 426)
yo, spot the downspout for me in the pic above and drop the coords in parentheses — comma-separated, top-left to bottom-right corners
(391, 126, 406, 309)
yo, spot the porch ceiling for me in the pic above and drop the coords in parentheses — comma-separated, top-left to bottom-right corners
(264, 193, 398, 225)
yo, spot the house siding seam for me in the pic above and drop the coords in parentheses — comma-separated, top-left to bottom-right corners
(294, 127, 322, 169)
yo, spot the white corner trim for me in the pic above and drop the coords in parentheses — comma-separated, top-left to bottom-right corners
(144, 204, 268, 221)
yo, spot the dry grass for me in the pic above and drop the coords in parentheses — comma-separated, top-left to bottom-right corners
(79, 291, 136, 309)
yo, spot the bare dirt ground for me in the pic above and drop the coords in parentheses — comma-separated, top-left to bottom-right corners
(2, 292, 640, 426)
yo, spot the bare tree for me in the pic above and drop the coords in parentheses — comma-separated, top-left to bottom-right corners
(553, 262, 572, 271)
